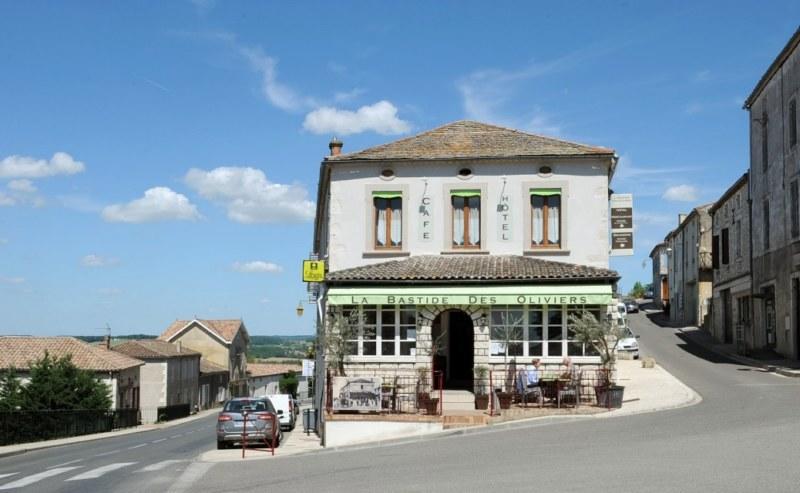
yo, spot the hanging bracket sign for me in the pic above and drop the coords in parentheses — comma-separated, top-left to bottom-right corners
(610, 193, 634, 256)
(302, 260, 326, 282)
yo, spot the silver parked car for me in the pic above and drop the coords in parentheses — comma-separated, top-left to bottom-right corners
(216, 397, 282, 449)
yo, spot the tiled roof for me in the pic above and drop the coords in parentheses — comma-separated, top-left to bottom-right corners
(159, 319, 244, 344)
(200, 358, 228, 375)
(113, 340, 200, 360)
(247, 363, 301, 378)
(0, 336, 144, 372)
(326, 120, 614, 162)
(326, 255, 619, 283)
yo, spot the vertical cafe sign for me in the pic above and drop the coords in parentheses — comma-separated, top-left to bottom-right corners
(610, 193, 634, 256)
(418, 181, 433, 242)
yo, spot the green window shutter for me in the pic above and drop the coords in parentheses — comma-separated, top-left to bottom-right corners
(450, 189, 481, 198)
(372, 191, 403, 199)
(530, 188, 561, 197)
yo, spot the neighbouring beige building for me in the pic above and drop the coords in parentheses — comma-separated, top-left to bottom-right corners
(0, 336, 143, 410)
(199, 358, 229, 410)
(159, 319, 249, 397)
(710, 172, 751, 350)
(247, 363, 308, 398)
(113, 340, 201, 423)
(744, 27, 800, 359)
(649, 242, 669, 310)
(665, 205, 713, 327)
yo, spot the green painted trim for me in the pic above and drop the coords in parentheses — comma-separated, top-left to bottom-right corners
(450, 189, 481, 198)
(327, 285, 612, 306)
(372, 191, 402, 199)
(530, 188, 561, 196)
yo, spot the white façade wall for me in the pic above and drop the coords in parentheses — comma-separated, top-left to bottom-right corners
(326, 158, 611, 271)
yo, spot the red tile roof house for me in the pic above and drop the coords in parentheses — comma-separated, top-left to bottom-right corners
(0, 336, 144, 410)
(113, 340, 201, 424)
(247, 363, 306, 398)
(159, 319, 250, 398)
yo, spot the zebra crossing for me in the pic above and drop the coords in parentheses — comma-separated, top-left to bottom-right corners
(0, 459, 189, 490)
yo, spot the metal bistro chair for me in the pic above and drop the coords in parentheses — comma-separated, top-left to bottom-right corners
(516, 370, 544, 408)
(557, 370, 582, 409)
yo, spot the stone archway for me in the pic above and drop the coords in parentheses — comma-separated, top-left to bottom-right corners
(417, 305, 486, 390)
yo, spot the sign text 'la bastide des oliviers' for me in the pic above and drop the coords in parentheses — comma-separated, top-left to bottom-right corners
(359, 294, 591, 305)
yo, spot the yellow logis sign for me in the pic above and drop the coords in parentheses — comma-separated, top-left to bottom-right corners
(302, 260, 326, 282)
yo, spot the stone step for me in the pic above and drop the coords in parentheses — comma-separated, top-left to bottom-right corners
(442, 414, 489, 430)
(440, 390, 475, 403)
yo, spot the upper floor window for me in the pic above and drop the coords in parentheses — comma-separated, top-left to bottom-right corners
(373, 192, 402, 249)
(721, 227, 730, 265)
(531, 189, 561, 248)
(792, 180, 800, 239)
(451, 190, 480, 248)
(761, 111, 769, 172)
(790, 100, 797, 148)
(763, 199, 770, 250)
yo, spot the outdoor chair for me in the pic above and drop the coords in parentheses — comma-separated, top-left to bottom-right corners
(557, 370, 582, 408)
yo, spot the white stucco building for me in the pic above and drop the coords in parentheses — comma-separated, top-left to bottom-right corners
(313, 121, 620, 423)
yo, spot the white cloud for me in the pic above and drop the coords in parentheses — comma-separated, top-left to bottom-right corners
(102, 187, 201, 223)
(0, 152, 85, 179)
(185, 167, 314, 223)
(81, 254, 119, 268)
(334, 88, 366, 103)
(7, 179, 36, 193)
(0, 276, 25, 284)
(0, 192, 14, 206)
(662, 184, 699, 202)
(240, 46, 316, 112)
(232, 261, 283, 274)
(303, 101, 411, 136)
(613, 154, 695, 183)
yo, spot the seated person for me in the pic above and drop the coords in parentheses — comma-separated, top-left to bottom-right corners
(526, 359, 541, 387)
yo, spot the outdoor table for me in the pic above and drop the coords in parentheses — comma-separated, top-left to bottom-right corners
(539, 378, 571, 407)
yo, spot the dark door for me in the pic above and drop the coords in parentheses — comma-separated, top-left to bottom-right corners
(794, 280, 800, 358)
(723, 289, 733, 344)
(764, 286, 776, 348)
(447, 311, 474, 390)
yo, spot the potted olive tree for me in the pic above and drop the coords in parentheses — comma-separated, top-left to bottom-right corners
(473, 365, 489, 410)
(492, 311, 523, 409)
(568, 310, 626, 408)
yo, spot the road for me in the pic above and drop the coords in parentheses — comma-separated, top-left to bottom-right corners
(2, 311, 799, 492)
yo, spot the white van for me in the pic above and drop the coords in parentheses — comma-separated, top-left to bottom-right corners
(265, 394, 296, 430)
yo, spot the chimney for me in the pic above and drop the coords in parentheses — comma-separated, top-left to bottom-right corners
(329, 137, 343, 156)
(678, 214, 687, 225)
(104, 335, 111, 349)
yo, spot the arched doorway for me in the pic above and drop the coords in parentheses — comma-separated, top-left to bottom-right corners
(431, 309, 474, 390)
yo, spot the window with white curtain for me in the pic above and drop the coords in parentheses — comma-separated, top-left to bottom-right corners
(452, 190, 480, 248)
(374, 192, 402, 249)
(531, 189, 561, 248)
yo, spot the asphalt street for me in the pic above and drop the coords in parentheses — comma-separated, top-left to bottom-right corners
(193, 309, 800, 493)
(2, 311, 799, 492)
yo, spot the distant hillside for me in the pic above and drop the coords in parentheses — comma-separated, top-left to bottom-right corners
(249, 335, 314, 360)
(75, 334, 157, 343)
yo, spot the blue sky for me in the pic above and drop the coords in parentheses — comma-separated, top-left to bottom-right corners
(1, 2, 797, 336)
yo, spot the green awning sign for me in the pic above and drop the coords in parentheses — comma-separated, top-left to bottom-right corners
(372, 191, 403, 199)
(327, 285, 612, 306)
(530, 188, 561, 196)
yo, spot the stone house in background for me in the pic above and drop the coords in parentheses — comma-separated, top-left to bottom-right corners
(113, 340, 201, 423)
(744, 27, 800, 359)
(0, 336, 143, 410)
(710, 172, 751, 350)
(665, 205, 713, 327)
(159, 319, 249, 397)
(313, 120, 620, 421)
(198, 359, 229, 410)
(649, 242, 669, 310)
(247, 363, 308, 398)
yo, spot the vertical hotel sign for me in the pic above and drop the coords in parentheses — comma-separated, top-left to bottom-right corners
(610, 193, 633, 256)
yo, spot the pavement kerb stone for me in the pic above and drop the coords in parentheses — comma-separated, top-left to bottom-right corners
(0, 408, 220, 459)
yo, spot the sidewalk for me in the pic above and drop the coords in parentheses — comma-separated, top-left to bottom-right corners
(199, 427, 323, 462)
(644, 308, 800, 378)
(0, 407, 220, 458)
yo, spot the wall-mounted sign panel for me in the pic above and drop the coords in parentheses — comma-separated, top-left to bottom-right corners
(302, 260, 326, 282)
(610, 193, 634, 256)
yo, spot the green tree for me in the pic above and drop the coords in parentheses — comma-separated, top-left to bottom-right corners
(0, 369, 25, 411)
(629, 281, 647, 299)
(279, 371, 299, 398)
(22, 352, 111, 411)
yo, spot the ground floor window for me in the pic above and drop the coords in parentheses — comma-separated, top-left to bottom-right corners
(338, 305, 417, 357)
(490, 305, 602, 358)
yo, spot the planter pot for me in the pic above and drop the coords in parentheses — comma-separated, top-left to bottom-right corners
(595, 385, 625, 408)
(497, 392, 513, 410)
(475, 394, 489, 410)
(421, 398, 439, 415)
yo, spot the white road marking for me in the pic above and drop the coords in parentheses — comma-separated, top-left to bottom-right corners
(137, 460, 184, 472)
(0, 467, 80, 490)
(0, 474, 17, 480)
(65, 462, 137, 481)
(165, 461, 215, 493)
(94, 449, 120, 457)
(48, 459, 83, 469)
(127, 443, 147, 450)
(169, 434, 182, 439)
(186, 430, 196, 435)
(152, 438, 166, 443)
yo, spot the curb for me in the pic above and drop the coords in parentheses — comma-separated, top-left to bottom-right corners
(0, 408, 219, 459)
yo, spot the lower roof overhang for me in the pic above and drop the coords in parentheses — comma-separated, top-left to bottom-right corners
(327, 284, 613, 306)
